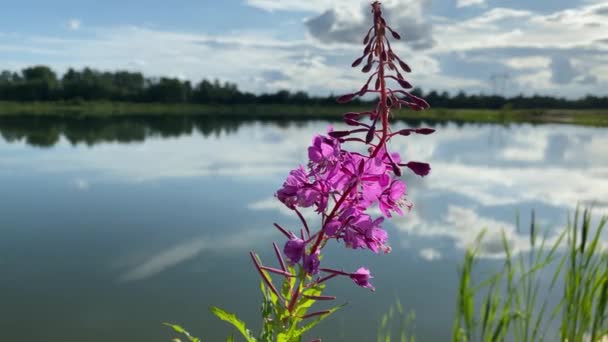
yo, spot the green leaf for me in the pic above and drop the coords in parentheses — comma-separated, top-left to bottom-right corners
(162, 323, 201, 342)
(226, 334, 234, 342)
(276, 332, 290, 342)
(295, 284, 325, 317)
(289, 303, 347, 339)
(209, 306, 256, 342)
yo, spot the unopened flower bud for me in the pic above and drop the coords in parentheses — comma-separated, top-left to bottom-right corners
(361, 63, 373, 73)
(352, 56, 365, 68)
(415, 128, 435, 135)
(344, 118, 360, 126)
(404, 161, 431, 177)
(397, 78, 413, 89)
(399, 60, 411, 73)
(365, 126, 375, 144)
(337, 93, 356, 103)
(328, 130, 351, 138)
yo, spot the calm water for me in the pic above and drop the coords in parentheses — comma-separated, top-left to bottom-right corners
(0, 116, 607, 341)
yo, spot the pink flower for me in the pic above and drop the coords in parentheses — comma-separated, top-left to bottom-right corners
(283, 235, 305, 264)
(308, 135, 339, 165)
(276, 166, 308, 208)
(350, 267, 375, 291)
(378, 180, 407, 217)
(304, 251, 320, 275)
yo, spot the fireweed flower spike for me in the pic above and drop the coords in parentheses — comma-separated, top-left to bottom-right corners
(207, 3, 435, 341)
(271, 0, 432, 285)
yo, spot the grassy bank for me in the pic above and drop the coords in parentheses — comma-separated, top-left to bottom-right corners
(376, 209, 608, 342)
(1, 101, 608, 126)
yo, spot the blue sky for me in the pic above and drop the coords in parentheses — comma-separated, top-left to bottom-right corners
(1, 0, 607, 97)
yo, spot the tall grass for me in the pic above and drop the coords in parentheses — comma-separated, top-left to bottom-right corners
(376, 298, 416, 342)
(453, 208, 608, 342)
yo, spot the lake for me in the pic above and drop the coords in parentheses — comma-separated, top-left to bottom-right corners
(0, 116, 607, 341)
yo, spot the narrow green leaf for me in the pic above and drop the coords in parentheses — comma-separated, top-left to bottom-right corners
(290, 303, 346, 339)
(163, 323, 201, 342)
(209, 306, 256, 342)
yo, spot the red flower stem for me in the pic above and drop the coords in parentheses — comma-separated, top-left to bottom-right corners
(319, 268, 349, 276)
(293, 208, 310, 237)
(370, 16, 388, 159)
(303, 294, 336, 301)
(310, 182, 357, 255)
(273, 223, 291, 238)
(249, 252, 285, 306)
(261, 265, 293, 277)
(287, 276, 301, 313)
(300, 310, 331, 320)
(272, 242, 287, 272)
(315, 273, 339, 285)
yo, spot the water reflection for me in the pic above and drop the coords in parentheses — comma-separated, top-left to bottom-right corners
(0, 116, 247, 147)
(0, 117, 607, 341)
(0, 116, 481, 148)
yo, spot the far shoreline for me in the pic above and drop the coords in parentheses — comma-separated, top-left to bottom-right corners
(0, 101, 607, 127)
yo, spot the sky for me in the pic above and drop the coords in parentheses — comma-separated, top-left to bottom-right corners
(1, 0, 607, 98)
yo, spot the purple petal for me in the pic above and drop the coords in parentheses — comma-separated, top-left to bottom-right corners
(350, 267, 375, 291)
(284, 237, 305, 264)
(304, 252, 320, 275)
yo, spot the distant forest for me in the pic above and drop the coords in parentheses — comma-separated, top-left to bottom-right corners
(1, 65, 607, 109)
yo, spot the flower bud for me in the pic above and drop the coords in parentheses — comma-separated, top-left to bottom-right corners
(343, 112, 360, 120)
(361, 63, 373, 73)
(399, 60, 412, 73)
(391, 162, 402, 176)
(405, 161, 430, 177)
(304, 252, 320, 275)
(328, 130, 351, 138)
(409, 95, 430, 109)
(284, 236, 305, 264)
(337, 93, 356, 103)
(415, 128, 435, 135)
(364, 40, 373, 55)
(344, 118, 360, 126)
(352, 56, 365, 68)
(397, 128, 414, 136)
(397, 78, 413, 89)
(365, 126, 375, 144)
(350, 267, 375, 291)
(363, 29, 372, 45)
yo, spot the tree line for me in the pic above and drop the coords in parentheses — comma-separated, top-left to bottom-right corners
(1, 65, 607, 109)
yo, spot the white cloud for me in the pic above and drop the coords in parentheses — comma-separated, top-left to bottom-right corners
(117, 228, 275, 282)
(456, 0, 485, 8)
(245, 0, 334, 12)
(68, 19, 81, 30)
(550, 55, 578, 84)
(427, 3, 608, 96)
(1, 1, 607, 97)
(504, 56, 549, 69)
(118, 238, 207, 282)
(303, 0, 435, 49)
(419, 248, 442, 261)
(393, 205, 532, 258)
